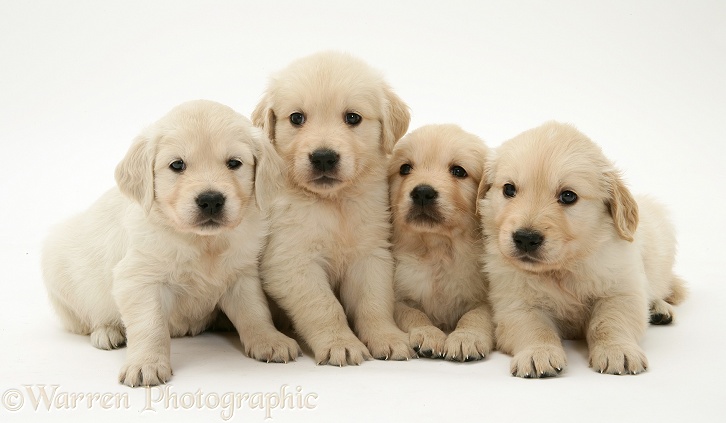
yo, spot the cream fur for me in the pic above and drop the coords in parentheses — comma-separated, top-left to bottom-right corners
(252, 51, 415, 366)
(478, 121, 687, 378)
(42, 100, 300, 387)
(389, 125, 494, 361)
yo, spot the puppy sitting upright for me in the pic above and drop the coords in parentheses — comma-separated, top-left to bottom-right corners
(479, 121, 687, 377)
(389, 125, 495, 361)
(42, 100, 300, 387)
(252, 52, 415, 366)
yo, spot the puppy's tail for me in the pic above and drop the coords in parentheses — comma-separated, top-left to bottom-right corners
(665, 275, 688, 305)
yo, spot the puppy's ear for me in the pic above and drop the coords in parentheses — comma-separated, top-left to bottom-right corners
(606, 170, 639, 242)
(475, 153, 494, 216)
(115, 134, 156, 214)
(251, 94, 277, 143)
(381, 86, 410, 154)
(249, 127, 284, 211)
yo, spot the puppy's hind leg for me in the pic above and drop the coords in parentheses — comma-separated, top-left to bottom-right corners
(47, 293, 91, 335)
(91, 324, 126, 350)
(665, 275, 688, 305)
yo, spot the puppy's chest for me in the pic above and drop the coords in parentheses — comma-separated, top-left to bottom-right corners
(397, 250, 485, 327)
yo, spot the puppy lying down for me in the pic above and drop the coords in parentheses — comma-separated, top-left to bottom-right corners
(389, 125, 495, 361)
(42, 100, 300, 387)
(479, 121, 687, 377)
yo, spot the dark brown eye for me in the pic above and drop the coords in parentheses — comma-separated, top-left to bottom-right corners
(503, 183, 516, 198)
(170, 160, 186, 173)
(450, 165, 467, 178)
(290, 112, 305, 126)
(345, 112, 362, 125)
(399, 163, 412, 175)
(558, 190, 578, 205)
(227, 159, 242, 170)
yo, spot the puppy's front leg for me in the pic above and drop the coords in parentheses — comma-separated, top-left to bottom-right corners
(496, 305, 566, 378)
(113, 263, 171, 387)
(587, 292, 649, 375)
(443, 303, 495, 362)
(343, 253, 416, 361)
(394, 301, 446, 358)
(219, 270, 301, 364)
(263, 257, 370, 366)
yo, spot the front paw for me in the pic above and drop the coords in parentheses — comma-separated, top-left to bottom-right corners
(589, 343, 648, 375)
(315, 337, 372, 366)
(364, 330, 417, 361)
(244, 332, 302, 363)
(511, 345, 567, 378)
(119, 356, 172, 387)
(409, 326, 447, 358)
(443, 330, 493, 362)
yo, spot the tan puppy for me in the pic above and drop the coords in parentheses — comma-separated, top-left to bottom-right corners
(42, 100, 300, 387)
(389, 125, 494, 361)
(252, 51, 415, 365)
(479, 121, 687, 377)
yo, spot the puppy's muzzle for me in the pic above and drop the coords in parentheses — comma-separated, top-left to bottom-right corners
(309, 148, 340, 173)
(512, 229, 544, 253)
(410, 184, 438, 206)
(196, 191, 226, 217)
(406, 184, 443, 225)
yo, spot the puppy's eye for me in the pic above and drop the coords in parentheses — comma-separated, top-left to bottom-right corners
(227, 159, 242, 170)
(503, 183, 516, 198)
(290, 112, 305, 126)
(450, 165, 467, 178)
(559, 190, 578, 205)
(170, 160, 186, 173)
(399, 163, 412, 175)
(345, 112, 362, 126)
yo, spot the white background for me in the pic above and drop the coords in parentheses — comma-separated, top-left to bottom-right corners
(1, 1, 724, 422)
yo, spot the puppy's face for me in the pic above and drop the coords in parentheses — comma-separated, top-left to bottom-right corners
(389, 125, 487, 236)
(252, 52, 410, 197)
(480, 122, 638, 273)
(116, 100, 264, 236)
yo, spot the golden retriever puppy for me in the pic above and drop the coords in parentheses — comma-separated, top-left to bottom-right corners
(389, 125, 495, 361)
(479, 121, 687, 377)
(252, 51, 415, 366)
(42, 100, 301, 387)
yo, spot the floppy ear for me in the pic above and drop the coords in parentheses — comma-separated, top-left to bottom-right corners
(381, 86, 410, 154)
(475, 153, 494, 216)
(115, 134, 156, 214)
(605, 171, 639, 242)
(249, 127, 284, 211)
(251, 94, 277, 144)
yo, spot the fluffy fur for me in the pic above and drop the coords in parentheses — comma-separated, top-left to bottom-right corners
(389, 125, 494, 361)
(478, 121, 687, 377)
(42, 100, 300, 387)
(252, 51, 415, 366)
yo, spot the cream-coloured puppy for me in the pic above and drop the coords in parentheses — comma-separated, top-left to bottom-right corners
(252, 51, 415, 366)
(42, 100, 300, 387)
(389, 125, 494, 361)
(479, 121, 687, 377)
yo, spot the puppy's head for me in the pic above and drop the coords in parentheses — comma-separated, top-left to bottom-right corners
(252, 51, 410, 197)
(479, 121, 638, 273)
(115, 100, 276, 236)
(389, 125, 487, 237)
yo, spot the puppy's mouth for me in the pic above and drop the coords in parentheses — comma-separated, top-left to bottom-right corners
(195, 218, 226, 229)
(406, 206, 444, 227)
(310, 175, 342, 186)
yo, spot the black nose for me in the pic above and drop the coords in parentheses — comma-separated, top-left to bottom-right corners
(309, 149, 339, 172)
(513, 229, 544, 253)
(196, 191, 225, 216)
(410, 184, 438, 206)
